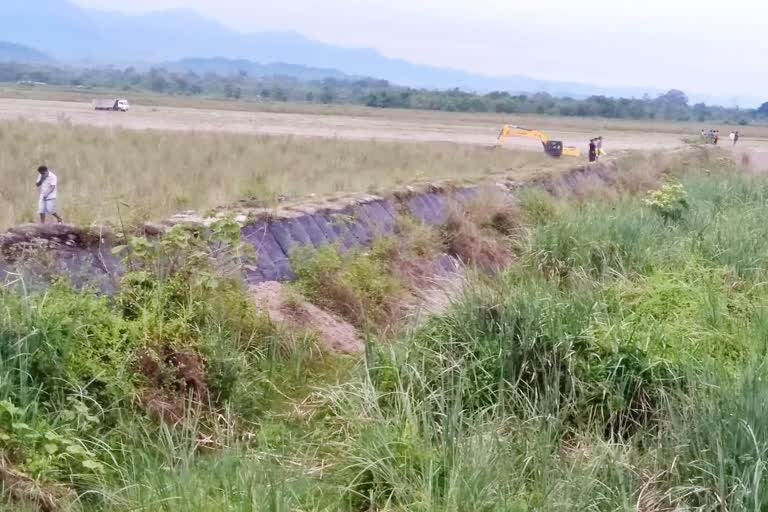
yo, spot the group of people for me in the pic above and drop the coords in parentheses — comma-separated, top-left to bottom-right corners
(701, 129, 740, 146)
(702, 129, 721, 144)
(588, 136, 604, 163)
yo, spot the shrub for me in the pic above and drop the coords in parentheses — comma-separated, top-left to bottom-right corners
(291, 243, 404, 329)
(0, 219, 282, 499)
(643, 182, 689, 222)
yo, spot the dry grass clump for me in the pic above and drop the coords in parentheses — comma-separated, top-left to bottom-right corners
(543, 148, 721, 203)
(607, 148, 727, 196)
(0, 457, 75, 512)
(613, 151, 675, 195)
(0, 119, 563, 230)
(462, 187, 523, 236)
(389, 215, 446, 283)
(440, 196, 514, 271)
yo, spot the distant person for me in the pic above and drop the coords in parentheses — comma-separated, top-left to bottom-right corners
(588, 139, 597, 163)
(730, 131, 736, 145)
(36, 166, 62, 224)
(734, 131, 740, 146)
(595, 136, 604, 160)
(713, 130, 719, 145)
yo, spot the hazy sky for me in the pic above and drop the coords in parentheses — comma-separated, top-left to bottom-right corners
(71, 0, 767, 99)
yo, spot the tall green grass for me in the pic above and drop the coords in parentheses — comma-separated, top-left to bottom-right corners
(10, 168, 768, 510)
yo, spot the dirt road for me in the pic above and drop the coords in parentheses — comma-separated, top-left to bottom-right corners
(0, 98, 689, 153)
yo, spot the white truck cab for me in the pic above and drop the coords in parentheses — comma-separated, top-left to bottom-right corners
(115, 99, 130, 112)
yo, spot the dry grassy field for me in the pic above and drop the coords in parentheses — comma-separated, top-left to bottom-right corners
(0, 118, 575, 229)
(2, 90, 766, 230)
(4, 86, 768, 139)
(0, 96, 736, 152)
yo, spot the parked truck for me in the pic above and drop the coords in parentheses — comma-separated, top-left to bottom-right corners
(93, 99, 130, 112)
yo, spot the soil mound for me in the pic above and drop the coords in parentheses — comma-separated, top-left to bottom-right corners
(250, 281, 364, 354)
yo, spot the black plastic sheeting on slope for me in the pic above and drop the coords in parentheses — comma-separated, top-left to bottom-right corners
(1, 246, 120, 294)
(242, 192, 463, 283)
(336, 205, 375, 245)
(322, 212, 360, 250)
(308, 213, 339, 242)
(272, 217, 313, 252)
(0, 188, 482, 290)
(241, 221, 293, 283)
(423, 193, 449, 224)
(406, 194, 442, 225)
(358, 200, 396, 235)
(296, 215, 329, 248)
(453, 186, 481, 202)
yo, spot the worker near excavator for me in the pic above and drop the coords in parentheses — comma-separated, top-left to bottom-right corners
(36, 165, 63, 224)
(588, 139, 597, 163)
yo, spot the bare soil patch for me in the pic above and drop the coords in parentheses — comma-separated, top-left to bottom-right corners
(250, 281, 364, 354)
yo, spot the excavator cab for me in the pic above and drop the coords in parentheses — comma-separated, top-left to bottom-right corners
(543, 140, 563, 158)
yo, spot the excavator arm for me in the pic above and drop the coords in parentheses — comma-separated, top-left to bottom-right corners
(497, 125, 550, 144)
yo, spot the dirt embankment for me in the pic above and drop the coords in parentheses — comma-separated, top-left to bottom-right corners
(0, 159, 620, 286)
(2, 149, 688, 361)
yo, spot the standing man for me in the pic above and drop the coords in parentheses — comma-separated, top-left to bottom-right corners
(36, 166, 63, 224)
(588, 139, 597, 163)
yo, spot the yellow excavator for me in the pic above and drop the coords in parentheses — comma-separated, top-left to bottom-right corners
(497, 125, 580, 158)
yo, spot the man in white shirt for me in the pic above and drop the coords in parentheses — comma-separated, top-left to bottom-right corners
(36, 166, 63, 224)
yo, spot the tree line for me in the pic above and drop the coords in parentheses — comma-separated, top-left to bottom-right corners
(2, 61, 766, 122)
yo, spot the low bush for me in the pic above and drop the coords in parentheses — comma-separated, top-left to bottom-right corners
(440, 204, 512, 271)
(643, 182, 689, 221)
(291, 243, 404, 329)
(0, 220, 300, 502)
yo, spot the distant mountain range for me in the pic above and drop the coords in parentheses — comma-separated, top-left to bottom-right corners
(0, 0, 762, 107)
(0, 42, 52, 64)
(162, 58, 352, 82)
